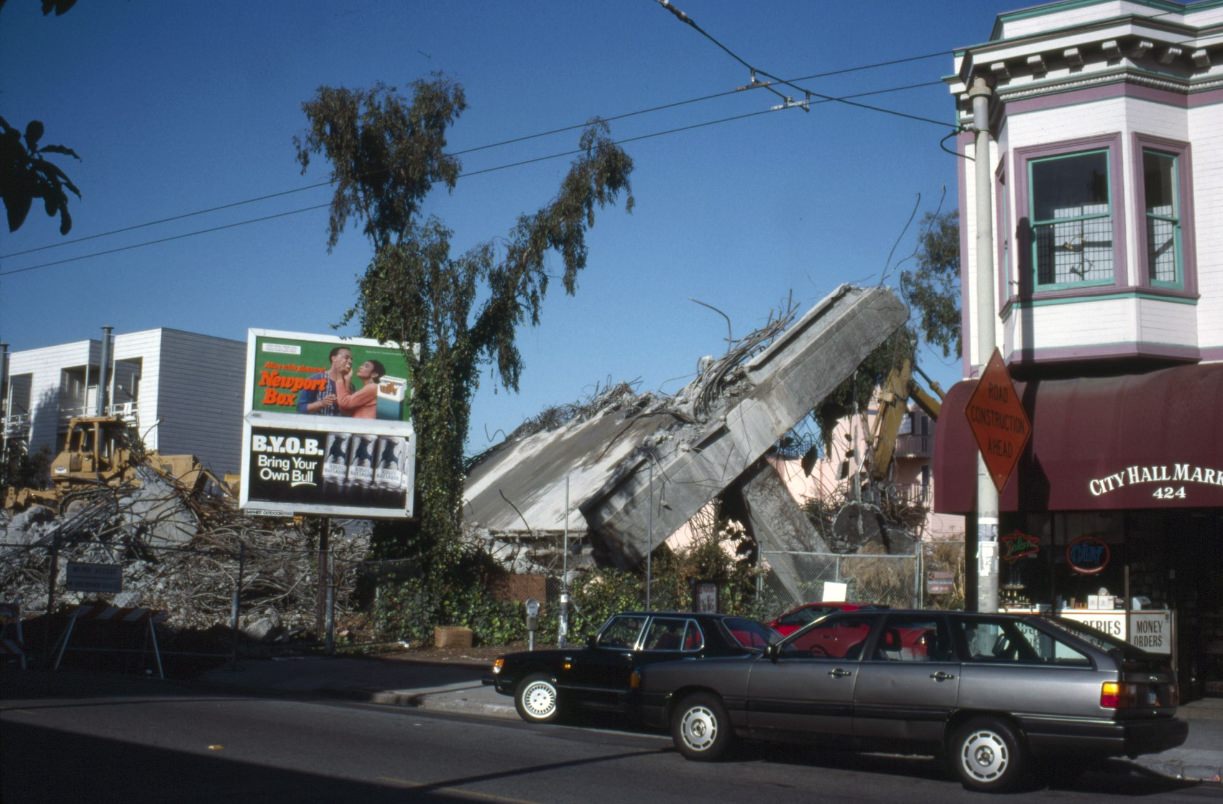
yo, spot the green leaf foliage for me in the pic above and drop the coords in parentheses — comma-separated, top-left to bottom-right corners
(900, 209, 961, 360)
(296, 77, 634, 570)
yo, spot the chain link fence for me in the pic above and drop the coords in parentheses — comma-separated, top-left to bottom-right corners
(761, 539, 966, 611)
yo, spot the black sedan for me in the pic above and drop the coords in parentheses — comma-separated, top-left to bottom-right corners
(486, 611, 776, 724)
(633, 609, 1187, 792)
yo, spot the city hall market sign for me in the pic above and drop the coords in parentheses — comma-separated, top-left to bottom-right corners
(1089, 463, 1223, 502)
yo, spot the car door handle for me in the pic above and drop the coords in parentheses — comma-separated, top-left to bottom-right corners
(929, 671, 956, 681)
(828, 668, 852, 678)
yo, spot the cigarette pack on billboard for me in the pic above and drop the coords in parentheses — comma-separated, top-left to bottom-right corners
(376, 375, 408, 421)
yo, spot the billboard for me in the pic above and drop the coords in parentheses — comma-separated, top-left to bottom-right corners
(240, 330, 417, 518)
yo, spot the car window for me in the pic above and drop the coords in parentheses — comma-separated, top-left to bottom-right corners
(643, 617, 690, 651)
(1044, 617, 1148, 661)
(873, 615, 953, 662)
(597, 615, 647, 649)
(782, 612, 877, 659)
(778, 606, 829, 627)
(683, 621, 704, 651)
(722, 617, 774, 649)
(957, 617, 1090, 667)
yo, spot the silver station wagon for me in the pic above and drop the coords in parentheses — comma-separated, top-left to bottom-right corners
(633, 609, 1187, 791)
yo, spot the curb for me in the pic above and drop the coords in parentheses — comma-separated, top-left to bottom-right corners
(369, 681, 518, 719)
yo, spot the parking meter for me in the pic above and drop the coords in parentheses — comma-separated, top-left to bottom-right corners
(525, 598, 541, 651)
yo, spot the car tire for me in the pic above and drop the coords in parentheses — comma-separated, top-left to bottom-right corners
(515, 673, 562, 724)
(672, 692, 733, 761)
(950, 717, 1027, 792)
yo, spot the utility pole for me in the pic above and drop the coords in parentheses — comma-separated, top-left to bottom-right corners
(970, 76, 999, 613)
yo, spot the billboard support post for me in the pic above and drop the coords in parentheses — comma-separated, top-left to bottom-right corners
(316, 517, 330, 642)
(325, 549, 336, 655)
(230, 541, 245, 667)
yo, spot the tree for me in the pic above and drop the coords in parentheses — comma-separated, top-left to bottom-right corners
(0, 117, 80, 234)
(811, 209, 961, 457)
(0, 0, 82, 235)
(296, 78, 633, 567)
(900, 209, 961, 360)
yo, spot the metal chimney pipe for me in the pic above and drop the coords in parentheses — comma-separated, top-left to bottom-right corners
(0, 342, 8, 419)
(97, 326, 113, 416)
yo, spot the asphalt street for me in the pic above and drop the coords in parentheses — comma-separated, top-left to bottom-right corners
(5, 650, 1223, 802)
(4, 666, 1222, 804)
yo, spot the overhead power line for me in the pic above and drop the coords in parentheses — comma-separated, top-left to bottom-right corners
(656, 0, 951, 127)
(1, 48, 949, 263)
(0, 79, 944, 278)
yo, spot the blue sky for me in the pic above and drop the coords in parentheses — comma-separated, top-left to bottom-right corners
(1, 1, 1009, 452)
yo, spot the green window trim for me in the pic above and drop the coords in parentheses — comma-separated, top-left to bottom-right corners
(1028, 148, 1115, 291)
(1142, 148, 1183, 290)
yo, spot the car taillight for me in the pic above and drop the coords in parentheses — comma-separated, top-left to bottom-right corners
(492, 657, 504, 674)
(1100, 681, 1138, 709)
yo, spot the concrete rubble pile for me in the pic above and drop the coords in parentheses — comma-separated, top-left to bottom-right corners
(462, 285, 912, 601)
(0, 467, 368, 640)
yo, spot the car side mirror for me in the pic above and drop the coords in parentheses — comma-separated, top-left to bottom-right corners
(587, 635, 598, 649)
(765, 642, 780, 662)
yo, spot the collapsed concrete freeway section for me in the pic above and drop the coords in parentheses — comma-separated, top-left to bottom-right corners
(462, 284, 909, 577)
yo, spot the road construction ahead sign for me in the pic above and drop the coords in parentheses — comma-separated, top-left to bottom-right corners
(965, 349, 1031, 493)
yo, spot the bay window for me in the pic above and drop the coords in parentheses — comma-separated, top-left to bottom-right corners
(1029, 149, 1114, 289)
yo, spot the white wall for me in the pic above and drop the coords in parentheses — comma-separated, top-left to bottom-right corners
(6, 328, 245, 475)
(4, 339, 95, 456)
(152, 329, 244, 475)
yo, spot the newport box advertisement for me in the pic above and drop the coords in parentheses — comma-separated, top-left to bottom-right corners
(240, 330, 417, 518)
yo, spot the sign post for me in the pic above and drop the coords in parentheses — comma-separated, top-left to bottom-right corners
(964, 348, 1031, 613)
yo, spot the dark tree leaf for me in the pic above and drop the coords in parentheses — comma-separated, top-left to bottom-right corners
(41, 0, 78, 15)
(5, 192, 32, 232)
(0, 119, 80, 236)
(24, 120, 45, 150)
(40, 144, 81, 160)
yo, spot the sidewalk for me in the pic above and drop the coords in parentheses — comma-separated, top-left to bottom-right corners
(192, 652, 1223, 784)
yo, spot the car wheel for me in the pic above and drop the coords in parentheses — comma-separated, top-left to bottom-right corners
(951, 717, 1027, 792)
(515, 673, 562, 724)
(672, 692, 733, 761)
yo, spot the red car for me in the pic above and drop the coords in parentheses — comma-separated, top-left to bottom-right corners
(766, 601, 886, 636)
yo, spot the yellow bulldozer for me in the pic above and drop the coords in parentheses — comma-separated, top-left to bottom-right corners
(3, 415, 222, 513)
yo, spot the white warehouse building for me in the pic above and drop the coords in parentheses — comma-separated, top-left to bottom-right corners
(2, 328, 245, 476)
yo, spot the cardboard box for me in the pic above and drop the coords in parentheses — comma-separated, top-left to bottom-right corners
(434, 626, 473, 648)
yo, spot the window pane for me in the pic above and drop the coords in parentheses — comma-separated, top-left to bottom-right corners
(1144, 150, 1179, 284)
(1032, 151, 1108, 222)
(643, 617, 687, 650)
(598, 615, 646, 648)
(722, 617, 773, 649)
(958, 617, 1089, 666)
(873, 615, 953, 662)
(783, 613, 876, 659)
(1034, 216, 1113, 284)
(1031, 150, 1113, 287)
(1144, 151, 1175, 211)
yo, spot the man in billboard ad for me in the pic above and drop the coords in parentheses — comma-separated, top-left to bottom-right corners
(240, 330, 417, 518)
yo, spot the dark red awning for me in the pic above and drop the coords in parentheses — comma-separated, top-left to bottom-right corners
(934, 363, 1223, 514)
